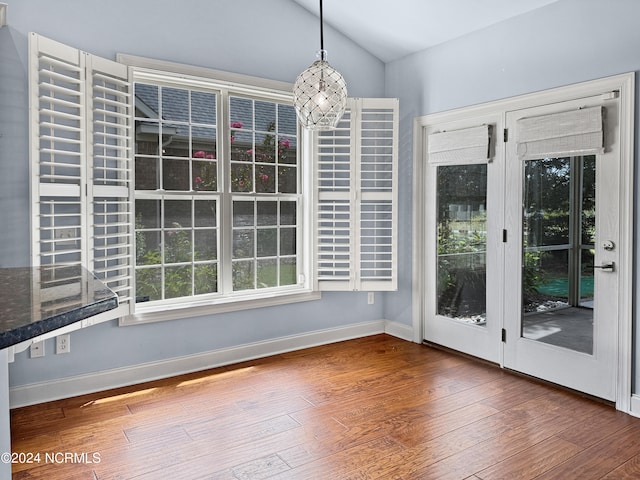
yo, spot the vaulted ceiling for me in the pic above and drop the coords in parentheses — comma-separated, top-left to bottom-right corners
(290, 0, 561, 63)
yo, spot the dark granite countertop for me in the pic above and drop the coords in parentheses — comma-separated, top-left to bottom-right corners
(0, 265, 118, 350)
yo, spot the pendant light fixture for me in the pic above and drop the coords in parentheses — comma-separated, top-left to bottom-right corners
(293, 0, 347, 130)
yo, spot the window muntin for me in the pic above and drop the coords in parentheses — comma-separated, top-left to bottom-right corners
(229, 96, 298, 194)
(134, 81, 303, 307)
(135, 196, 219, 301)
(135, 84, 219, 193)
(232, 199, 298, 291)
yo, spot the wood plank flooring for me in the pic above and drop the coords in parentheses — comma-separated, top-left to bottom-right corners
(10, 334, 640, 479)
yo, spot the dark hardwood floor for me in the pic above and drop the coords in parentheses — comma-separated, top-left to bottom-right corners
(10, 334, 640, 479)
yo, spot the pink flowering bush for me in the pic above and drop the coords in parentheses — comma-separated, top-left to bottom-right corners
(193, 149, 216, 191)
(193, 120, 295, 193)
(194, 150, 216, 160)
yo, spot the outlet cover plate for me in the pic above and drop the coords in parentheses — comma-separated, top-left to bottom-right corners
(30, 340, 45, 358)
(56, 334, 70, 354)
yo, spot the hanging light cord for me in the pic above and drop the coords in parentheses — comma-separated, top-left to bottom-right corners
(319, 0, 324, 52)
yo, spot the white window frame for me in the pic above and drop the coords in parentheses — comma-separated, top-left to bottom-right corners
(119, 55, 319, 325)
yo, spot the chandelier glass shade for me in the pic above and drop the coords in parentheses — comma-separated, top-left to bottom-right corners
(293, 1, 347, 130)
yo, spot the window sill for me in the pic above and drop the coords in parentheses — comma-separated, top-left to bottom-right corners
(119, 289, 322, 326)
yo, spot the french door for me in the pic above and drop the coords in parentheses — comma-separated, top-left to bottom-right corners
(423, 113, 504, 363)
(421, 73, 633, 402)
(503, 96, 621, 400)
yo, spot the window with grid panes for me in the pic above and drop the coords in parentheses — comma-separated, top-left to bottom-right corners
(134, 81, 304, 306)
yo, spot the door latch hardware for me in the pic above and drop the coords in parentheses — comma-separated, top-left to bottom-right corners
(594, 262, 615, 272)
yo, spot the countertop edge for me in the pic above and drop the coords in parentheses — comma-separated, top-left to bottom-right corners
(0, 296, 118, 350)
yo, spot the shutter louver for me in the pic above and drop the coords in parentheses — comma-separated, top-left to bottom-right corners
(317, 110, 354, 289)
(516, 106, 604, 160)
(87, 56, 135, 312)
(316, 98, 398, 291)
(30, 34, 86, 268)
(359, 101, 397, 290)
(428, 125, 490, 165)
(30, 33, 134, 320)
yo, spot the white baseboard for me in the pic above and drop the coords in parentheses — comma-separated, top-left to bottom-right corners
(384, 320, 414, 342)
(629, 394, 640, 418)
(10, 320, 414, 408)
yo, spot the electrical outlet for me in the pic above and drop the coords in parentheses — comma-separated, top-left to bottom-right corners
(55, 227, 77, 247)
(368, 292, 375, 305)
(30, 340, 45, 358)
(56, 227, 76, 239)
(56, 334, 70, 354)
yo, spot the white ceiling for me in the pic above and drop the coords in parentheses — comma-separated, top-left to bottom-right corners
(290, 0, 561, 63)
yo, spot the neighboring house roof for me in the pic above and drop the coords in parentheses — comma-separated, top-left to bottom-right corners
(134, 83, 297, 138)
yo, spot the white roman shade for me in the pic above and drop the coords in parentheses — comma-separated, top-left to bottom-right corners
(29, 33, 134, 319)
(516, 106, 604, 160)
(315, 98, 398, 291)
(428, 125, 491, 165)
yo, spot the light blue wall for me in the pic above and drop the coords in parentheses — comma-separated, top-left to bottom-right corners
(384, 0, 640, 388)
(6, 0, 640, 396)
(1, 0, 386, 389)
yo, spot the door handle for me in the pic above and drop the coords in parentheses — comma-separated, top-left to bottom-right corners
(594, 262, 615, 272)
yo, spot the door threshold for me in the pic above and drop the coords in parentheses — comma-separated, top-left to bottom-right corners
(422, 339, 499, 368)
(502, 366, 616, 408)
(423, 339, 615, 408)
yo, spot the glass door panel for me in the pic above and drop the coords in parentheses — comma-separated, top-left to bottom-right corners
(521, 156, 595, 355)
(436, 164, 487, 326)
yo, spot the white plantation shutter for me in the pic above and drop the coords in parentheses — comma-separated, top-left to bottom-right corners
(30, 34, 86, 268)
(317, 109, 352, 288)
(29, 33, 134, 319)
(316, 98, 398, 291)
(86, 56, 134, 310)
